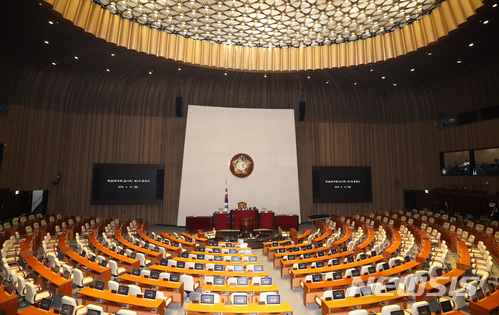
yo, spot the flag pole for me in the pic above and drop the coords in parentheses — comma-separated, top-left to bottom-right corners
(224, 179, 229, 212)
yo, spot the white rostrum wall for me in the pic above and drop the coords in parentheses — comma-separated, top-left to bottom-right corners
(177, 105, 300, 226)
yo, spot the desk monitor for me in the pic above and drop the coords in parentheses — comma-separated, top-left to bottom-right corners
(234, 265, 244, 272)
(254, 265, 264, 272)
(266, 294, 280, 305)
(316, 261, 325, 268)
(60, 304, 75, 315)
(144, 289, 157, 300)
(231, 256, 240, 262)
(194, 263, 204, 271)
(440, 299, 453, 313)
(226, 243, 233, 248)
(213, 276, 225, 285)
(214, 255, 223, 262)
(153, 246, 159, 252)
(132, 268, 141, 276)
(229, 249, 237, 254)
(293, 246, 300, 252)
(261, 277, 272, 286)
(435, 268, 443, 277)
(197, 254, 205, 260)
(38, 255, 44, 263)
(394, 259, 402, 267)
(272, 242, 279, 247)
(169, 274, 180, 282)
(312, 274, 322, 282)
(351, 269, 361, 277)
(86, 310, 101, 315)
(160, 259, 169, 266)
(142, 243, 149, 249)
(287, 254, 296, 260)
(134, 240, 140, 246)
(332, 259, 340, 266)
(331, 248, 338, 255)
(298, 262, 307, 270)
(173, 242, 180, 247)
(382, 263, 390, 271)
(385, 282, 397, 292)
(371, 250, 377, 257)
(420, 274, 429, 284)
(318, 251, 325, 257)
(285, 241, 292, 246)
(100, 260, 107, 267)
(332, 289, 346, 300)
(278, 248, 286, 253)
(39, 298, 53, 311)
(110, 245, 116, 252)
(197, 246, 206, 252)
(117, 285, 129, 296)
(342, 246, 348, 252)
(44, 260, 51, 268)
(181, 252, 189, 258)
(233, 294, 248, 306)
(244, 249, 252, 255)
(249, 256, 257, 262)
(391, 310, 405, 315)
(488, 282, 496, 294)
(360, 286, 372, 297)
(306, 244, 313, 250)
(333, 272, 342, 280)
(4, 283, 15, 295)
(303, 253, 311, 259)
(130, 253, 137, 259)
(347, 256, 355, 263)
(237, 277, 249, 286)
(404, 256, 411, 263)
(446, 263, 452, 271)
(200, 293, 216, 305)
(214, 264, 224, 272)
(118, 250, 125, 256)
(417, 305, 431, 315)
(298, 239, 304, 244)
(150, 271, 160, 280)
(211, 241, 219, 247)
(213, 248, 221, 254)
(360, 254, 367, 260)
(62, 270, 71, 280)
(94, 281, 106, 291)
(176, 261, 185, 269)
(368, 266, 376, 274)
(476, 287, 485, 300)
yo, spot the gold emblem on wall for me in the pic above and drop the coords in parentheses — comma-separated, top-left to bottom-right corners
(230, 154, 254, 178)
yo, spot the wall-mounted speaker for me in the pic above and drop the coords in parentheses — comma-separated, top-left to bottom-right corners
(176, 96, 183, 118)
(298, 101, 306, 121)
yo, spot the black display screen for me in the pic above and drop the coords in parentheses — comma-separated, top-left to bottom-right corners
(313, 166, 372, 203)
(91, 164, 164, 205)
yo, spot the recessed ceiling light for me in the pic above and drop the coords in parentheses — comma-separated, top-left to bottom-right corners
(326, 80, 330, 84)
(469, 43, 474, 47)
(148, 71, 153, 74)
(381, 76, 386, 79)
(106, 68, 110, 72)
(178, 67, 181, 71)
(370, 69, 374, 72)
(393, 83, 397, 86)
(264, 74, 267, 78)
(307, 76, 311, 79)
(493, 3, 497, 7)
(74, 56, 79, 60)
(410, 68, 415, 72)
(354, 82, 358, 85)
(224, 71, 227, 75)
(44, 40, 49, 44)
(457, 60, 462, 64)
(111, 53, 115, 57)
(427, 52, 432, 55)
(483, 20, 489, 24)
(48, 21, 54, 25)
(51, 62, 57, 66)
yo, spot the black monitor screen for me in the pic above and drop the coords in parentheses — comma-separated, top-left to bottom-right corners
(237, 277, 249, 286)
(394, 259, 401, 267)
(160, 259, 168, 266)
(318, 251, 325, 257)
(214, 256, 223, 261)
(261, 277, 272, 286)
(197, 247, 205, 252)
(278, 248, 286, 253)
(272, 242, 278, 247)
(331, 248, 338, 254)
(313, 166, 373, 203)
(332, 259, 340, 266)
(293, 247, 300, 252)
(88, 256, 96, 263)
(231, 256, 240, 262)
(436, 268, 443, 277)
(360, 287, 372, 297)
(213, 277, 225, 285)
(385, 282, 397, 292)
(254, 265, 264, 272)
(371, 251, 377, 257)
(60, 304, 75, 315)
(91, 164, 165, 205)
(417, 305, 431, 315)
(360, 254, 367, 260)
(229, 249, 237, 254)
(181, 252, 189, 258)
(249, 256, 257, 262)
(233, 295, 248, 305)
(226, 243, 233, 248)
(132, 268, 141, 276)
(62, 270, 71, 280)
(200, 293, 215, 304)
(213, 248, 221, 253)
(144, 289, 157, 300)
(333, 272, 342, 280)
(287, 254, 296, 260)
(316, 261, 325, 268)
(81, 250, 87, 258)
(100, 260, 107, 267)
(488, 283, 496, 294)
(440, 300, 453, 313)
(194, 263, 204, 270)
(342, 246, 348, 252)
(476, 288, 485, 300)
(39, 298, 52, 311)
(234, 265, 244, 272)
(117, 285, 129, 296)
(332, 289, 345, 300)
(351, 269, 361, 277)
(266, 294, 280, 305)
(312, 274, 322, 282)
(382, 263, 390, 271)
(150, 271, 160, 280)
(176, 261, 185, 269)
(94, 281, 106, 291)
(405, 256, 411, 263)
(306, 245, 313, 250)
(303, 253, 311, 259)
(298, 263, 307, 270)
(391, 311, 405, 315)
(169, 274, 180, 282)
(347, 256, 354, 263)
(285, 241, 292, 246)
(368, 266, 376, 274)
(214, 264, 224, 272)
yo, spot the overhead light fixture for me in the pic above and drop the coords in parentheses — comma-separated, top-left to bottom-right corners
(483, 20, 489, 24)
(48, 21, 54, 25)
(410, 68, 415, 72)
(468, 43, 474, 47)
(381, 76, 386, 79)
(106, 68, 110, 72)
(44, 40, 49, 44)
(457, 60, 462, 63)
(74, 56, 79, 59)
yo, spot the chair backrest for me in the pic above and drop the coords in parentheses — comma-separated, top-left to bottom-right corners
(86, 305, 105, 314)
(61, 296, 79, 315)
(258, 291, 278, 304)
(411, 301, 430, 315)
(381, 304, 402, 315)
(348, 310, 368, 315)
(108, 280, 119, 292)
(231, 292, 248, 304)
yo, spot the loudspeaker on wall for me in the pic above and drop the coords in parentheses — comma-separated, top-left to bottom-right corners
(176, 96, 183, 118)
(299, 101, 306, 121)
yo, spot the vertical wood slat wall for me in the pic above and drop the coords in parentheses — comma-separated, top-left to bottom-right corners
(1, 104, 498, 225)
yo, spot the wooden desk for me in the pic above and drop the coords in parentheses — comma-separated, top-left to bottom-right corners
(64, 250, 112, 282)
(114, 228, 163, 264)
(201, 283, 280, 303)
(312, 229, 332, 247)
(181, 232, 208, 246)
(89, 230, 140, 272)
(185, 301, 293, 315)
(319, 289, 410, 315)
(273, 247, 328, 268)
(0, 286, 18, 315)
(24, 255, 73, 297)
(262, 240, 289, 256)
(279, 250, 354, 278)
(289, 255, 385, 290)
(119, 273, 184, 306)
(470, 289, 499, 315)
(78, 287, 166, 315)
(384, 227, 402, 261)
(149, 265, 268, 287)
(267, 243, 310, 262)
(455, 238, 471, 271)
(136, 227, 180, 258)
(355, 227, 375, 255)
(302, 261, 420, 306)
(20, 233, 39, 257)
(174, 256, 261, 267)
(414, 269, 466, 302)
(16, 306, 62, 315)
(292, 229, 311, 244)
(332, 227, 352, 248)
(161, 232, 196, 252)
